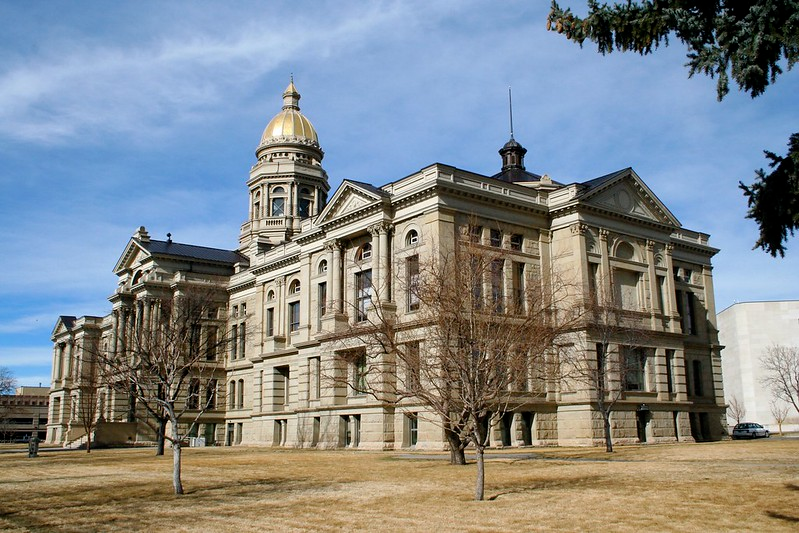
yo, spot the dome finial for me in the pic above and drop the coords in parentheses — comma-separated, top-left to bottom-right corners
(282, 76, 300, 111)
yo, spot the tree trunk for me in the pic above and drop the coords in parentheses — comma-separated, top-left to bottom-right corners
(445, 428, 466, 465)
(156, 418, 167, 456)
(474, 445, 485, 501)
(171, 422, 184, 495)
(86, 431, 92, 453)
(603, 413, 613, 453)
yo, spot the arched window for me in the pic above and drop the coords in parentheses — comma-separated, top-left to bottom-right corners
(298, 187, 313, 219)
(357, 243, 372, 261)
(405, 229, 419, 246)
(615, 241, 636, 261)
(289, 280, 301, 294)
(271, 186, 286, 216)
(318, 260, 328, 274)
(267, 290, 275, 301)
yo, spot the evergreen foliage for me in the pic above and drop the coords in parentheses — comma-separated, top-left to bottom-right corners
(548, 1, 799, 255)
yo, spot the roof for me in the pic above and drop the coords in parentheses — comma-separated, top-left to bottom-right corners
(577, 168, 631, 191)
(141, 239, 246, 265)
(59, 316, 76, 330)
(345, 180, 391, 198)
(491, 167, 543, 183)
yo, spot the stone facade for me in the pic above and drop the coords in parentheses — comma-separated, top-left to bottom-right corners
(47, 82, 727, 448)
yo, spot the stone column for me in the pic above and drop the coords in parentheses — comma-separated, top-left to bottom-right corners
(571, 223, 590, 295)
(325, 243, 335, 311)
(646, 240, 660, 329)
(276, 279, 285, 337)
(332, 241, 343, 313)
(598, 229, 611, 300)
(52, 345, 61, 382)
(368, 224, 382, 302)
(65, 341, 74, 383)
(379, 224, 392, 302)
(664, 244, 679, 332)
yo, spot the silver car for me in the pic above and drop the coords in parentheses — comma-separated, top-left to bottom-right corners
(732, 422, 770, 439)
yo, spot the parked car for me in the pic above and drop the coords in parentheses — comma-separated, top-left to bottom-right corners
(732, 422, 770, 439)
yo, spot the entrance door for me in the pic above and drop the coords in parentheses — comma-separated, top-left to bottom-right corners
(636, 410, 649, 443)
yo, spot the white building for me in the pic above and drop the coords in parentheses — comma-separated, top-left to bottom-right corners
(718, 300, 799, 432)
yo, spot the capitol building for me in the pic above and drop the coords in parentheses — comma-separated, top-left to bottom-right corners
(47, 81, 727, 449)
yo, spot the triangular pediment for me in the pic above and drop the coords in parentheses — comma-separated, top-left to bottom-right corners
(51, 315, 76, 339)
(316, 180, 387, 225)
(113, 239, 151, 275)
(580, 170, 680, 227)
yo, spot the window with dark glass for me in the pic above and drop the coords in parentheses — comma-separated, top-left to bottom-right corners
(406, 255, 420, 312)
(355, 270, 372, 322)
(490, 228, 502, 247)
(289, 301, 300, 332)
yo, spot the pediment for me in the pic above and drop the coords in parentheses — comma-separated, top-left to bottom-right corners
(51, 315, 76, 338)
(113, 240, 151, 275)
(581, 171, 679, 227)
(316, 180, 386, 225)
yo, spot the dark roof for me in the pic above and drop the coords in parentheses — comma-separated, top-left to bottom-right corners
(59, 316, 76, 329)
(491, 168, 543, 183)
(141, 239, 246, 265)
(578, 168, 631, 192)
(345, 180, 390, 198)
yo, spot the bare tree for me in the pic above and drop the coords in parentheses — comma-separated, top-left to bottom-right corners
(74, 350, 102, 453)
(0, 367, 15, 395)
(562, 279, 653, 452)
(335, 234, 579, 500)
(726, 395, 747, 426)
(769, 400, 790, 436)
(760, 345, 799, 416)
(99, 287, 227, 494)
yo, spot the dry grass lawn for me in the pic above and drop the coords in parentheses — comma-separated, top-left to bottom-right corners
(0, 438, 797, 532)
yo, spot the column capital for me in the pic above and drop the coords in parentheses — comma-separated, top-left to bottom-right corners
(324, 239, 342, 253)
(570, 223, 588, 235)
(646, 240, 656, 252)
(598, 228, 609, 240)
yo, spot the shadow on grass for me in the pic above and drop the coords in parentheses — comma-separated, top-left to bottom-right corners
(785, 483, 799, 491)
(487, 475, 603, 501)
(764, 511, 799, 523)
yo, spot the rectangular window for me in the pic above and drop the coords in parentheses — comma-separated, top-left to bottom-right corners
(206, 326, 218, 361)
(405, 341, 420, 391)
(205, 379, 217, 409)
(289, 302, 300, 332)
(406, 413, 418, 446)
(318, 282, 327, 318)
(510, 233, 523, 251)
(266, 308, 274, 337)
(656, 275, 666, 313)
(275, 366, 290, 409)
(491, 259, 504, 312)
(490, 228, 502, 247)
(189, 324, 202, 357)
(239, 322, 246, 357)
(468, 224, 483, 244)
(241, 303, 246, 316)
(187, 378, 200, 410)
(624, 347, 646, 391)
(514, 261, 525, 312)
(665, 349, 675, 395)
(355, 270, 372, 322)
(230, 325, 238, 359)
(676, 290, 696, 335)
(353, 353, 367, 395)
(309, 357, 321, 400)
(614, 269, 640, 310)
(271, 197, 285, 216)
(406, 255, 420, 312)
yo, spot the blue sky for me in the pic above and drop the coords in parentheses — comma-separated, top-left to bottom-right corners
(1, 1, 797, 388)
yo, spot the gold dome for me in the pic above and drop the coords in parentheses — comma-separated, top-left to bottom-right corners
(259, 81, 319, 148)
